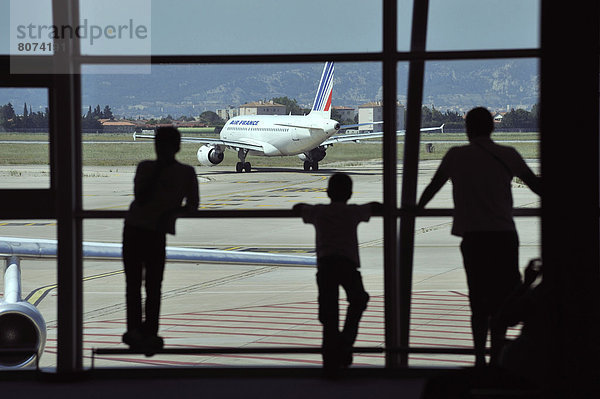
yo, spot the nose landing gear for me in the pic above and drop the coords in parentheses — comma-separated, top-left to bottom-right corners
(236, 149, 251, 173)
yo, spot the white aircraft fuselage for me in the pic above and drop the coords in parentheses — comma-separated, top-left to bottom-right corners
(220, 114, 340, 157)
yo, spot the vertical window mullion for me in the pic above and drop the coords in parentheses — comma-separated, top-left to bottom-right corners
(53, 0, 84, 374)
(398, 0, 429, 367)
(382, 0, 400, 369)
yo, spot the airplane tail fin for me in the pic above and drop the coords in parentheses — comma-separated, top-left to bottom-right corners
(309, 62, 334, 119)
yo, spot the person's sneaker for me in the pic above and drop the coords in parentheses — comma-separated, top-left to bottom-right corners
(122, 330, 145, 350)
(341, 348, 353, 368)
(143, 335, 164, 357)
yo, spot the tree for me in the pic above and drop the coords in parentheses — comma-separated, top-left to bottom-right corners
(501, 108, 537, 129)
(270, 96, 304, 115)
(0, 103, 16, 127)
(198, 111, 224, 126)
(421, 106, 433, 127)
(82, 105, 102, 130)
(102, 105, 114, 120)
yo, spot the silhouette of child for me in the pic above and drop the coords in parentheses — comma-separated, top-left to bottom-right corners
(294, 173, 381, 371)
(122, 126, 199, 354)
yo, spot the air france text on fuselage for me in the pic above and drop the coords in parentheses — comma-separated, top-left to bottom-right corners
(230, 120, 259, 126)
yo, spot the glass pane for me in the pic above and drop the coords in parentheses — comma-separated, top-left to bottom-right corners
(81, 62, 385, 210)
(417, 58, 541, 198)
(411, 59, 541, 366)
(0, 88, 50, 188)
(79, 0, 151, 57)
(427, 0, 540, 51)
(0, 226, 57, 370)
(84, 217, 384, 368)
(397, 0, 414, 51)
(77, 0, 381, 55)
(4, 0, 53, 56)
(410, 214, 540, 367)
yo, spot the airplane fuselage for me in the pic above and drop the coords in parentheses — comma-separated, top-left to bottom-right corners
(220, 115, 340, 157)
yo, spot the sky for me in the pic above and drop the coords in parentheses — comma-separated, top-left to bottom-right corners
(0, 0, 540, 56)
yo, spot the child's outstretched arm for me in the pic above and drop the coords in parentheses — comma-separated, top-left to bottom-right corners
(368, 202, 384, 216)
(292, 203, 307, 216)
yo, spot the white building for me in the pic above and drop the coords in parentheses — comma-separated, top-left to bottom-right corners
(358, 101, 405, 132)
(239, 100, 286, 116)
(332, 106, 356, 122)
(216, 107, 240, 121)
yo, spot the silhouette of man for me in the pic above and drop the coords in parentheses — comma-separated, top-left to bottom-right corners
(122, 126, 199, 353)
(417, 107, 541, 367)
(294, 173, 380, 372)
(496, 258, 546, 383)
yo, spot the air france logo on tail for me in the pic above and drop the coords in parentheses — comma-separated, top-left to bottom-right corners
(310, 62, 334, 118)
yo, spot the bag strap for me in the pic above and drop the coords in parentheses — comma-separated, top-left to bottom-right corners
(472, 141, 513, 177)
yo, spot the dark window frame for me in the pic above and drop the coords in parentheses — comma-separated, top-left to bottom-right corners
(9, 0, 590, 374)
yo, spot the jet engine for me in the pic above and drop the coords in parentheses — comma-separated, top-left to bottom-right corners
(298, 146, 327, 163)
(197, 145, 224, 166)
(0, 257, 46, 368)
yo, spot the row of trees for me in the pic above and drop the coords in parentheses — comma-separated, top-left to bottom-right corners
(501, 104, 539, 129)
(421, 107, 464, 129)
(421, 105, 540, 130)
(1, 100, 541, 131)
(1, 102, 116, 131)
(0, 102, 49, 130)
(145, 111, 223, 126)
(82, 105, 114, 129)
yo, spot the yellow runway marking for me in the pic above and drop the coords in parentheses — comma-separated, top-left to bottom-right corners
(223, 246, 242, 251)
(26, 270, 123, 306)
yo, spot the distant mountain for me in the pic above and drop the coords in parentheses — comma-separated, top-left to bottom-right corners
(2, 60, 539, 119)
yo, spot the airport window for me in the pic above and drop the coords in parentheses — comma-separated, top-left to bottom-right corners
(425, 0, 540, 51)
(0, 231, 58, 369)
(133, 0, 381, 56)
(394, 50, 542, 364)
(81, 62, 385, 212)
(82, 218, 385, 368)
(3, 0, 574, 374)
(0, 88, 50, 189)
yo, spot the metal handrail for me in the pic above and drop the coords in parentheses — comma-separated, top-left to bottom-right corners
(90, 345, 483, 369)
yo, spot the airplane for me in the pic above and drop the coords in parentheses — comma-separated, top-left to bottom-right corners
(134, 62, 444, 172)
(0, 236, 315, 368)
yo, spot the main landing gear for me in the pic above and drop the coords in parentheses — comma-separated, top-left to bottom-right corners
(236, 148, 251, 173)
(302, 147, 326, 171)
(303, 160, 319, 171)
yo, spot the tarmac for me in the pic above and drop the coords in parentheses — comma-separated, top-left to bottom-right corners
(0, 160, 542, 396)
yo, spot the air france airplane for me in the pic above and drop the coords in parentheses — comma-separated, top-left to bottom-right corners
(135, 62, 442, 172)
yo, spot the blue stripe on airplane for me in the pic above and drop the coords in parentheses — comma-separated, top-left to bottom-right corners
(316, 63, 334, 110)
(313, 62, 334, 111)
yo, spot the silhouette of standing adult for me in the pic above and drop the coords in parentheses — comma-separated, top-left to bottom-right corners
(417, 107, 541, 367)
(294, 173, 381, 373)
(122, 126, 199, 353)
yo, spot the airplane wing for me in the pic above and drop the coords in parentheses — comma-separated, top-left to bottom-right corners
(0, 235, 315, 369)
(322, 131, 389, 145)
(322, 124, 445, 146)
(133, 132, 264, 152)
(338, 121, 384, 130)
(273, 122, 327, 130)
(0, 236, 316, 267)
